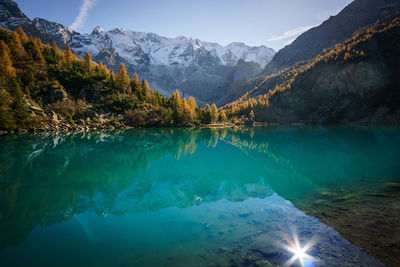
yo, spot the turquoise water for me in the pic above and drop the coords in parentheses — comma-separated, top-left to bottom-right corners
(0, 127, 399, 266)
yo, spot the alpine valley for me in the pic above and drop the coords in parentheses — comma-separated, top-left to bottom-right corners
(1, 1, 400, 266)
(0, 0, 275, 105)
(0, 0, 399, 130)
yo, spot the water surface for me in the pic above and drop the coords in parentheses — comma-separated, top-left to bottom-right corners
(0, 127, 399, 266)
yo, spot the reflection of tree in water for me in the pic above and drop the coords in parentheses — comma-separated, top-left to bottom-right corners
(215, 127, 400, 267)
(0, 128, 267, 249)
(1, 127, 399, 256)
(217, 127, 400, 194)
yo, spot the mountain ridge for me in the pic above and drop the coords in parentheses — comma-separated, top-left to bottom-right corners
(79, 26, 275, 68)
(264, 0, 400, 75)
(0, 0, 275, 104)
(223, 15, 400, 125)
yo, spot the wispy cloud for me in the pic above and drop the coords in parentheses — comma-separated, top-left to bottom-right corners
(70, 0, 98, 31)
(284, 38, 295, 46)
(267, 25, 316, 42)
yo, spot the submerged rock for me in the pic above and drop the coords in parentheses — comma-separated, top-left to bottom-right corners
(383, 182, 400, 191)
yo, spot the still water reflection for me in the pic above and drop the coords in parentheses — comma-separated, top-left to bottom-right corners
(0, 127, 399, 266)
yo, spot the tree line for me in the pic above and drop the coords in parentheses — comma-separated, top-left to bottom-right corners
(0, 26, 228, 130)
(222, 17, 400, 122)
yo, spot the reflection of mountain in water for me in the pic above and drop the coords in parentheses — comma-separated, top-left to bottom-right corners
(0, 128, 269, 248)
(0, 127, 399, 257)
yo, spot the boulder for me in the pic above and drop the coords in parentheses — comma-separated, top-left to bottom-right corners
(53, 89, 68, 102)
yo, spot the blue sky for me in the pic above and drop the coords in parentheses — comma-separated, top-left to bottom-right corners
(16, 0, 353, 51)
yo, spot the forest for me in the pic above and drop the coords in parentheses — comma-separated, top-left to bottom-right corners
(222, 16, 400, 123)
(0, 26, 227, 131)
(1, 16, 398, 131)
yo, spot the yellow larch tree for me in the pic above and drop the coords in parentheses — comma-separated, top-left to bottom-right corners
(10, 32, 27, 62)
(0, 40, 16, 78)
(116, 63, 131, 94)
(211, 103, 218, 122)
(64, 44, 73, 63)
(16, 26, 29, 43)
(83, 51, 92, 72)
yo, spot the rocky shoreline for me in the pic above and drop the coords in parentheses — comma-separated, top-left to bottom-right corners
(294, 179, 400, 267)
(1, 99, 397, 135)
(0, 108, 128, 135)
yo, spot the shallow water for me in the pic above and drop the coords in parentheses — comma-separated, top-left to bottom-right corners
(0, 127, 399, 266)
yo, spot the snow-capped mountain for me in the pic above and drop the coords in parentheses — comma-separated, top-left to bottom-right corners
(0, 0, 275, 104)
(70, 27, 275, 68)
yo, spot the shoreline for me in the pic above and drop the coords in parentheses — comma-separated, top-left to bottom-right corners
(1, 120, 399, 135)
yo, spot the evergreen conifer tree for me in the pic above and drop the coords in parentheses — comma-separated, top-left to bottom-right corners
(131, 73, 141, 96)
(203, 104, 212, 124)
(11, 81, 29, 123)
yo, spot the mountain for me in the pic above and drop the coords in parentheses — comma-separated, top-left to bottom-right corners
(0, 0, 78, 47)
(264, 0, 400, 75)
(69, 27, 274, 104)
(224, 16, 400, 125)
(0, 0, 275, 105)
(71, 27, 274, 68)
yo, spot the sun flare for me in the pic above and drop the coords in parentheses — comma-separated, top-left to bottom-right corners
(283, 232, 317, 267)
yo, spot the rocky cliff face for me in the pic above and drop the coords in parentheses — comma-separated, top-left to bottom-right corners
(264, 60, 397, 124)
(225, 16, 400, 125)
(0, 0, 275, 105)
(0, 1, 78, 48)
(0, 0, 26, 20)
(264, 0, 400, 75)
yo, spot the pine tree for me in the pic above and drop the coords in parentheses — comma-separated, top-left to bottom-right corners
(203, 104, 212, 124)
(131, 72, 141, 94)
(108, 69, 116, 89)
(11, 82, 29, 123)
(219, 110, 227, 121)
(0, 40, 16, 79)
(0, 89, 15, 130)
(195, 105, 203, 120)
(16, 26, 29, 43)
(64, 44, 73, 62)
(116, 63, 130, 94)
(83, 51, 92, 72)
(211, 103, 218, 122)
(32, 38, 45, 64)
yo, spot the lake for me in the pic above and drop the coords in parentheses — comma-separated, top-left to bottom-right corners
(0, 127, 399, 266)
